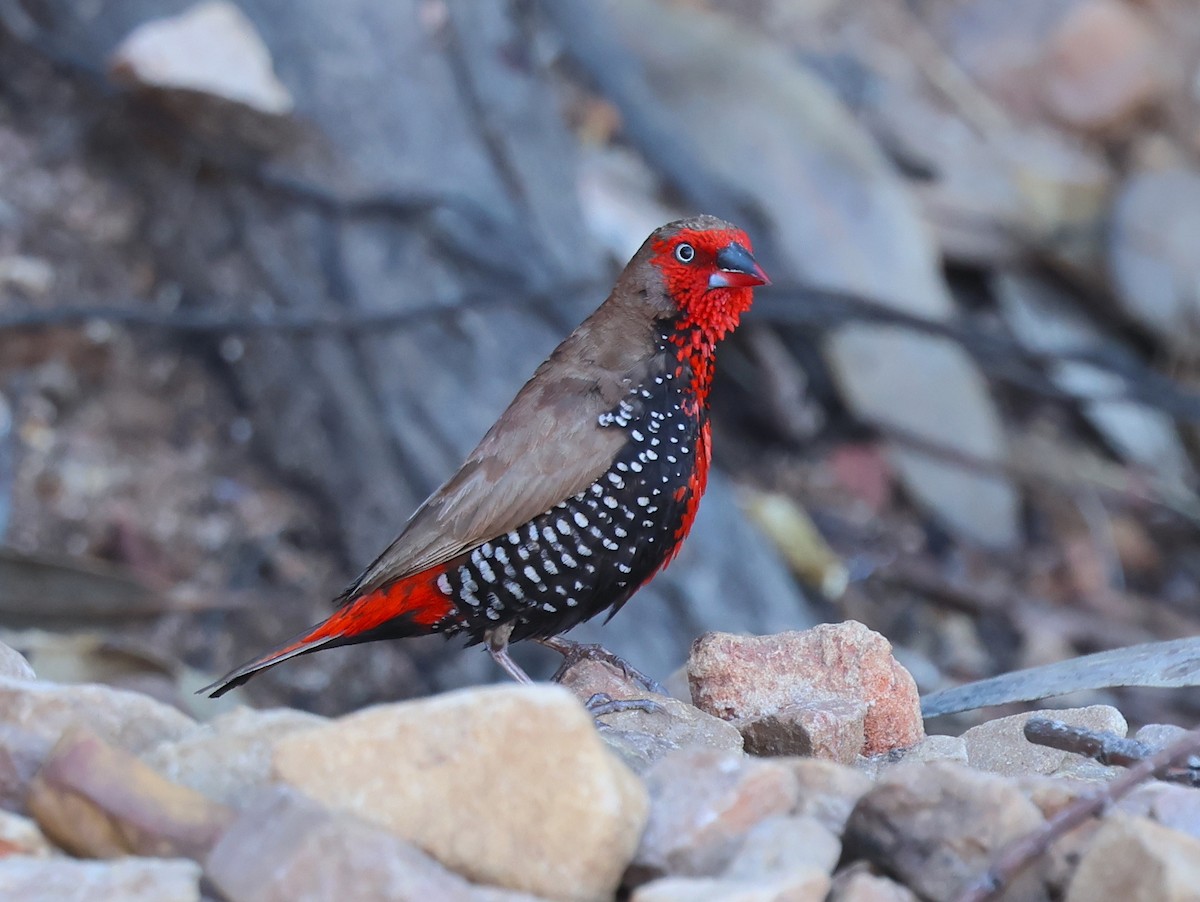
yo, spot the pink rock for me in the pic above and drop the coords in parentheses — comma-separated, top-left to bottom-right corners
(1042, 0, 1167, 133)
(688, 624, 923, 756)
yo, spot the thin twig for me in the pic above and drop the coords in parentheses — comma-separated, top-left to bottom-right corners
(955, 726, 1200, 902)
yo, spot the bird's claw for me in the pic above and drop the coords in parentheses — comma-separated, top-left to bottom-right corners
(540, 637, 668, 695)
(584, 692, 667, 719)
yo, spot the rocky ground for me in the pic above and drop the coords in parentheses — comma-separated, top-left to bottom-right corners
(0, 621, 1197, 902)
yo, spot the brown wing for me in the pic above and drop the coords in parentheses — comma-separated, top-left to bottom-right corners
(344, 257, 678, 598)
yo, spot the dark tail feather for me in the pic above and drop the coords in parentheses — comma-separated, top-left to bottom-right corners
(200, 627, 342, 698)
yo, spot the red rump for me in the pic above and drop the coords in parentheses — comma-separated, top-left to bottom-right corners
(308, 568, 455, 642)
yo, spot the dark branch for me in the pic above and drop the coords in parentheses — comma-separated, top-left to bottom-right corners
(956, 725, 1200, 902)
(1024, 718, 1200, 785)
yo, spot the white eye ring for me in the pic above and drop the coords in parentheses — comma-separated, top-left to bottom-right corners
(674, 243, 695, 263)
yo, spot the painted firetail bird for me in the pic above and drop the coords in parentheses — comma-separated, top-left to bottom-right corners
(204, 215, 769, 700)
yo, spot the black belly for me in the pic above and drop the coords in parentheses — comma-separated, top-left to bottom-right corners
(435, 390, 705, 645)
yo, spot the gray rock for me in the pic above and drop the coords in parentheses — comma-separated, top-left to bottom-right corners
(0, 642, 35, 681)
(141, 706, 326, 807)
(205, 786, 544, 902)
(995, 270, 1192, 487)
(634, 750, 800, 880)
(0, 856, 201, 902)
(844, 761, 1049, 902)
(723, 814, 841, 877)
(0, 676, 197, 753)
(782, 758, 873, 836)
(1109, 169, 1200, 347)
(1134, 723, 1191, 751)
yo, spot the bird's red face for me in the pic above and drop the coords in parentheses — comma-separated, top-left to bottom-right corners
(650, 226, 770, 343)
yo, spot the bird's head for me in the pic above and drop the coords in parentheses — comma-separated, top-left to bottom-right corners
(645, 215, 770, 343)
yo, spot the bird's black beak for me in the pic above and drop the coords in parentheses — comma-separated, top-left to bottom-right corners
(709, 242, 770, 289)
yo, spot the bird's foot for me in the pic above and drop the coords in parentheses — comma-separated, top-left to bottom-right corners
(536, 636, 668, 695)
(584, 692, 666, 720)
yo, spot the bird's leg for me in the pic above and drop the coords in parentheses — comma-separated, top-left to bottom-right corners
(485, 623, 533, 685)
(535, 635, 668, 696)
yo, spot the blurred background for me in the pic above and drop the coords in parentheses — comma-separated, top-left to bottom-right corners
(0, 0, 1197, 726)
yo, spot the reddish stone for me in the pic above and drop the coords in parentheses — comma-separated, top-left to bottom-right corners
(688, 624, 923, 755)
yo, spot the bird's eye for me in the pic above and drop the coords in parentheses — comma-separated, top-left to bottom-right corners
(675, 243, 695, 263)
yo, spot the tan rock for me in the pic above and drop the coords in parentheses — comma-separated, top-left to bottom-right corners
(273, 684, 646, 902)
(1066, 815, 1200, 901)
(688, 625, 923, 755)
(961, 706, 1126, 778)
(738, 697, 866, 763)
(631, 869, 829, 902)
(28, 727, 234, 860)
(0, 855, 201, 901)
(558, 659, 743, 772)
(205, 786, 545, 902)
(141, 706, 326, 807)
(633, 749, 799, 879)
(782, 758, 872, 835)
(843, 762, 1049, 901)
